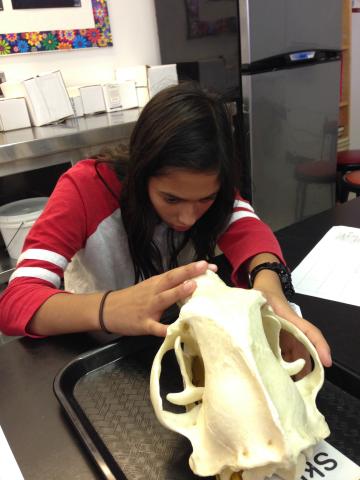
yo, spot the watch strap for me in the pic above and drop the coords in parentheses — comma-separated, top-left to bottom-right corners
(248, 262, 295, 299)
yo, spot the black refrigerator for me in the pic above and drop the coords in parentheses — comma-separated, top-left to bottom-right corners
(154, 0, 343, 230)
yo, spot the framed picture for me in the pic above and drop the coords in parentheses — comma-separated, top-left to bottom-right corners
(0, 0, 112, 55)
(11, 0, 81, 8)
(352, 0, 360, 12)
(184, 0, 237, 39)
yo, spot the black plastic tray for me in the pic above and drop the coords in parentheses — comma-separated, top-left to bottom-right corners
(54, 335, 360, 480)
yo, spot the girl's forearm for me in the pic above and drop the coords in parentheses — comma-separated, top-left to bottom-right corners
(26, 260, 214, 337)
(26, 292, 103, 336)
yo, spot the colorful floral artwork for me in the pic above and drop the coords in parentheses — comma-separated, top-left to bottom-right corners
(0, 0, 112, 55)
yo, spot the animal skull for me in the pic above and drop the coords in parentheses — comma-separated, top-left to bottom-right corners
(150, 270, 330, 480)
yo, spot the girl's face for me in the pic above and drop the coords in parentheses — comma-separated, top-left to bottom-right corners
(148, 169, 220, 232)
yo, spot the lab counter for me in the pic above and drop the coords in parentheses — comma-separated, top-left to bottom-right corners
(0, 109, 139, 177)
(0, 199, 360, 479)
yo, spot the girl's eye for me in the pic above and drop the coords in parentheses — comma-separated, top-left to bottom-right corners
(165, 197, 180, 204)
(199, 196, 216, 204)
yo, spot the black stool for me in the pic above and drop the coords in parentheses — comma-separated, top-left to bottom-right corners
(336, 149, 360, 201)
(337, 149, 360, 173)
(340, 170, 360, 202)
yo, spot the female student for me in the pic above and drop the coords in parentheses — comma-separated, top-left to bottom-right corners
(0, 82, 331, 369)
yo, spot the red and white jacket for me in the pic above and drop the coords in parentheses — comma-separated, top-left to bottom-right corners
(0, 159, 284, 336)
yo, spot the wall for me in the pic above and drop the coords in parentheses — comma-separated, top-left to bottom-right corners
(350, 12, 360, 148)
(1, 1, 359, 146)
(0, 0, 161, 86)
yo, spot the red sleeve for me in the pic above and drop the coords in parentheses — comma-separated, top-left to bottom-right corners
(0, 160, 119, 337)
(0, 169, 87, 337)
(217, 196, 285, 287)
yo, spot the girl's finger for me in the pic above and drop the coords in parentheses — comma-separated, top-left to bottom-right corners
(208, 263, 218, 272)
(146, 320, 168, 337)
(155, 279, 197, 311)
(156, 261, 209, 292)
(294, 319, 332, 367)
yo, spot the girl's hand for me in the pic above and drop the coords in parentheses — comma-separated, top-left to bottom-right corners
(249, 254, 332, 374)
(103, 260, 217, 337)
(264, 291, 332, 378)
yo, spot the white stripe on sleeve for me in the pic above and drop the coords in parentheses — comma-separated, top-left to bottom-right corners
(17, 249, 68, 270)
(233, 199, 255, 212)
(9, 267, 61, 288)
(229, 211, 260, 225)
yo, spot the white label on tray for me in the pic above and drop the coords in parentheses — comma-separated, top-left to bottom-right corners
(271, 440, 360, 480)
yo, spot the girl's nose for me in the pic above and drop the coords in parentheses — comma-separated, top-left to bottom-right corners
(178, 204, 199, 227)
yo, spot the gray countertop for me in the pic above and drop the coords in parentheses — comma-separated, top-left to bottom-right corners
(0, 109, 139, 177)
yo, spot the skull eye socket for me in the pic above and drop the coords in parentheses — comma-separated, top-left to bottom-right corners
(279, 329, 315, 380)
(262, 313, 314, 381)
(262, 313, 286, 362)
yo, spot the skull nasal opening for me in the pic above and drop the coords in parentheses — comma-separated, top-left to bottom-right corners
(158, 323, 206, 413)
(159, 349, 187, 414)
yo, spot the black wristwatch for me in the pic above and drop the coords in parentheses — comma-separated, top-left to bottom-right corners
(248, 262, 295, 299)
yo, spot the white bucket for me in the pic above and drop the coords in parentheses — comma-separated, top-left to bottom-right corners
(0, 197, 48, 260)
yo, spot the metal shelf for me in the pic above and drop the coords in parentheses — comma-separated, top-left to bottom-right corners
(0, 109, 139, 177)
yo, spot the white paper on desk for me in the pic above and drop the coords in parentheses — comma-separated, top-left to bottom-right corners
(0, 425, 24, 480)
(292, 225, 360, 307)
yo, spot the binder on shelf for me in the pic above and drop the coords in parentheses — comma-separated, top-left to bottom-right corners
(147, 64, 178, 98)
(67, 86, 84, 118)
(115, 65, 149, 108)
(22, 71, 73, 126)
(79, 85, 106, 115)
(0, 97, 31, 131)
(102, 81, 138, 112)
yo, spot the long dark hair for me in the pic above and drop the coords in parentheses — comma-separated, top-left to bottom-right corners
(118, 82, 240, 282)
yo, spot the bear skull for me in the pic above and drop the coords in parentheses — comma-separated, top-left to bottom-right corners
(150, 270, 330, 480)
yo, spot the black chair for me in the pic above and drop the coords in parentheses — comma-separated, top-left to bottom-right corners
(295, 161, 336, 221)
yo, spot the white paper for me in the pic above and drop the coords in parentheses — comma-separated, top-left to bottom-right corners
(272, 440, 360, 480)
(0, 426, 24, 480)
(292, 226, 360, 307)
